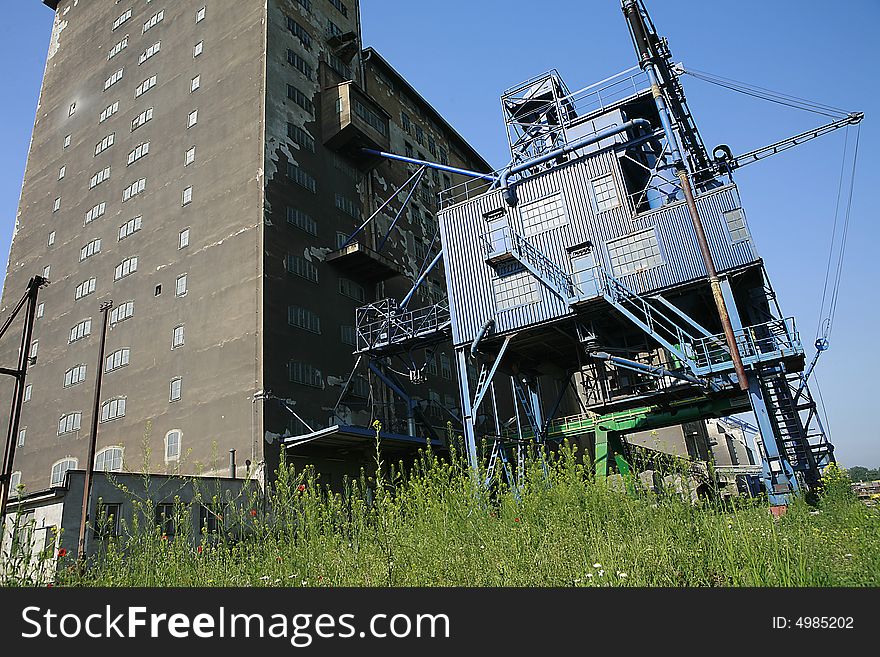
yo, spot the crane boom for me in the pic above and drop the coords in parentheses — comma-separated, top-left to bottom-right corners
(714, 113, 863, 173)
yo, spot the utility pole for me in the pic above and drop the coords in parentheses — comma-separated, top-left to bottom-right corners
(0, 276, 47, 531)
(77, 300, 112, 560)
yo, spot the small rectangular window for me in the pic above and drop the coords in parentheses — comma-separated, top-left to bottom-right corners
(135, 75, 157, 98)
(175, 274, 187, 297)
(80, 239, 101, 261)
(287, 85, 314, 114)
(105, 348, 131, 372)
(172, 325, 185, 348)
(340, 325, 357, 346)
(112, 8, 132, 31)
(68, 102, 76, 117)
(131, 107, 154, 131)
(288, 306, 321, 333)
(184, 146, 196, 166)
(520, 191, 567, 237)
(493, 264, 541, 311)
(42, 265, 50, 279)
(118, 216, 142, 240)
(191, 75, 201, 92)
(100, 397, 126, 422)
(143, 10, 164, 33)
(114, 257, 138, 281)
(89, 166, 111, 189)
(139, 41, 161, 65)
(607, 228, 664, 276)
(182, 186, 193, 205)
(288, 362, 322, 388)
(286, 163, 316, 193)
(23, 384, 32, 402)
(196, 7, 206, 22)
(592, 173, 621, 212)
(169, 378, 182, 402)
(109, 300, 134, 325)
(287, 50, 313, 80)
(287, 207, 317, 235)
(84, 202, 106, 225)
(187, 110, 198, 128)
(36, 304, 44, 320)
(338, 277, 365, 302)
(122, 178, 146, 202)
(69, 318, 92, 343)
(63, 134, 71, 148)
(127, 142, 150, 165)
(724, 208, 751, 243)
(285, 255, 318, 283)
(75, 278, 97, 300)
(47, 232, 55, 247)
(58, 165, 66, 180)
(104, 68, 124, 91)
(53, 197, 61, 212)
(108, 36, 128, 60)
(287, 123, 315, 152)
(193, 41, 203, 58)
(178, 228, 190, 249)
(17, 428, 26, 447)
(95, 133, 115, 156)
(100, 101, 119, 123)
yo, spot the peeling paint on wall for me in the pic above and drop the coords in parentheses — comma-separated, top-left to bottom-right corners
(47, 18, 67, 61)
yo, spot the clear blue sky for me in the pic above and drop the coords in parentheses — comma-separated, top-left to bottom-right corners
(1, 1, 877, 466)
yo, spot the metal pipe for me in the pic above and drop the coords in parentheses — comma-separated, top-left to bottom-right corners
(400, 250, 443, 309)
(470, 319, 495, 357)
(590, 351, 705, 387)
(77, 300, 112, 559)
(678, 170, 749, 390)
(229, 449, 236, 479)
(0, 277, 44, 529)
(361, 148, 497, 182)
(500, 119, 652, 206)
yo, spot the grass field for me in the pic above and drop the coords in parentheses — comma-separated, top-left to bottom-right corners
(26, 439, 876, 588)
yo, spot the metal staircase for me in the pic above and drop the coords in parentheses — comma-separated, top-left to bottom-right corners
(355, 298, 451, 353)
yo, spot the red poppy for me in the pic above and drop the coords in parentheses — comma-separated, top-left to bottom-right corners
(197, 545, 203, 554)
(47, 583, 54, 588)
(514, 518, 521, 523)
(297, 484, 306, 493)
(161, 534, 168, 541)
(250, 509, 258, 517)
(57, 548, 67, 558)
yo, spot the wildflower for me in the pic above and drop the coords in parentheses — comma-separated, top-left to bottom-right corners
(250, 509, 258, 517)
(598, 569, 605, 577)
(47, 583, 54, 588)
(259, 575, 270, 581)
(161, 534, 168, 541)
(297, 484, 306, 493)
(197, 545, 203, 554)
(57, 548, 67, 558)
(514, 517, 521, 523)
(592, 563, 601, 568)
(844, 553, 853, 558)
(317, 575, 323, 582)
(301, 580, 308, 586)
(585, 573, 593, 579)
(617, 572, 627, 579)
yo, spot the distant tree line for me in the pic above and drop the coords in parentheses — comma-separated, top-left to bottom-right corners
(847, 466, 880, 482)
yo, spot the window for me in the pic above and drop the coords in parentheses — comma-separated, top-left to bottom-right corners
(17, 428, 26, 448)
(58, 165, 66, 180)
(104, 68, 124, 91)
(112, 8, 132, 30)
(289, 362, 322, 388)
(47, 232, 55, 247)
(350, 376, 369, 399)
(607, 228, 663, 276)
(100, 102, 119, 123)
(36, 304, 44, 319)
(53, 197, 61, 212)
(285, 255, 317, 283)
(63, 134, 71, 148)
(178, 228, 190, 249)
(327, 19, 343, 37)
(89, 166, 111, 189)
(182, 186, 193, 205)
(94, 502, 122, 539)
(58, 413, 82, 436)
(724, 208, 751, 243)
(127, 142, 150, 165)
(184, 146, 196, 166)
(69, 318, 92, 343)
(401, 112, 411, 135)
(520, 191, 567, 237)
(109, 300, 134, 325)
(440, 353, 452, 379)
(118, 216, 142, 240)
(286, 207, 317, 235)
(353, 99, 387, 136)
(139, 41, 161, 65)
(193, 41, 203, 58)
(50, 458, 78, 486)
(287, 123, 315, 151)
(592, 173, 621, 212)
(287, 50, 313, 80)
(95, 133, 115, 155)
(287, 84, 313, 114)
(42, 265, 51, 279)
(439, 147, 449, 166)
(414, 125, 424, 146)
(340, 325, 357, 346)
(84, 202, 106, 225)
(334, 278, 365, 304)
(493, 264, 540, 311)
(327, 53, 351, 80)
(404, 141, 414, 158)
(135, 75, 157, 98)
(100, 397, 126, 423)
(199, 503, 223, 534)
(187, 110, 198, 128)
(165, 430, 181, 461)
(9, 472, 21, 491)
(123, 178, 146, 202)
(288, 306, 321, 333)
(287, 17, 312, 48)
(155, 503, 177, 537)
(63, 364, 87, 388)
(169, 378, 182, 402)
(80, 239, 101, 261)
(131, 107, 154, 131)
(143, 10, 164, 33)
(175, 274, 187, 296)
(105, 348, 130, 372)
(286, 163, 316, 192)
(172, 325, 185, 348)
(329, 0, 348, 16)
(114, 257, 138, 281)
(334, 193, 361, 219)
(191, 75, 201, 92)
(425, 352, 437, 376)
(95, 447, 123, 472)
(108, 36, 128, 60)
(295, 0, 311, 11)
(75, 278, 97, 300)
(196, 6, 206, 22)
(428, 136, 437, 158)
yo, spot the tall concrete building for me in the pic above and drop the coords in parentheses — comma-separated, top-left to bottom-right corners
(1, 0, 489, 497)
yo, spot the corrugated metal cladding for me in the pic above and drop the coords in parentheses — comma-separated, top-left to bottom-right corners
(439, 150, 761, 347)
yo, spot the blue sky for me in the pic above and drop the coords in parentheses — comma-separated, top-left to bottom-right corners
(1, 1, 877, 466)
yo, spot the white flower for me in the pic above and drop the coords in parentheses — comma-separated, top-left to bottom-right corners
(617, 572, 627, 578)
(593, 563, 601, 568)
(598, 569, 605, 577)
(259, 575, 270, 581)
(844, 553, 853, 558)
(301, 580, 308, 586)
(585, 573, 593, 578)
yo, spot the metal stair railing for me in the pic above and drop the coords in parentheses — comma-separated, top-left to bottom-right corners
(355, 298, 451, 352)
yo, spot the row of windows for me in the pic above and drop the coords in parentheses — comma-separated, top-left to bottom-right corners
(287, 123, 315, 152)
